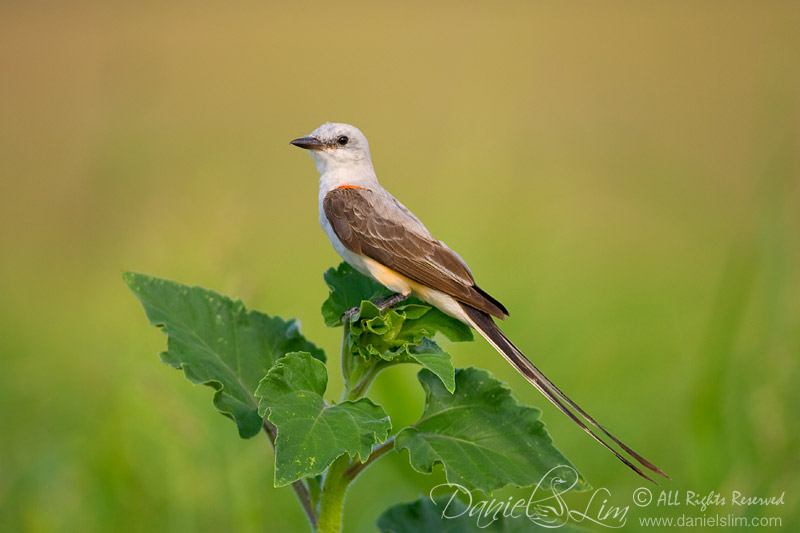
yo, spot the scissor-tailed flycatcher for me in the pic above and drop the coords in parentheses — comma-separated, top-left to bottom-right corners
(291, 122, 668, 483)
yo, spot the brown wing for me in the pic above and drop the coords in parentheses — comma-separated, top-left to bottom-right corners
(324, 187, 508, 319)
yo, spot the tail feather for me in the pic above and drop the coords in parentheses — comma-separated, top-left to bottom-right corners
(460, 303, 668, 483)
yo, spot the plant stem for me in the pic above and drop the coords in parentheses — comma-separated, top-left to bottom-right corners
(263, 420, 318, 530)
(339, 315, 387, 401)
(339, 319, 353, 402)
(344, 437, 395, 481)
(344, 362, 386, 401)
(321, 309, 397, 531)
(317, 454, 352, 533)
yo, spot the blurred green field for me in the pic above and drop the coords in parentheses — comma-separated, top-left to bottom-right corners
(1, 2, 798, 531)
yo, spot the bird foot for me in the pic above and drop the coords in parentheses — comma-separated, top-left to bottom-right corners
(342, 292, 409, 322)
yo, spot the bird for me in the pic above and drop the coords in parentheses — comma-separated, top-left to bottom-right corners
(290, 122, 668, 483)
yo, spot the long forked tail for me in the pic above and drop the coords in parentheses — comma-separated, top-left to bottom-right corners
(460, 303, 669, 483)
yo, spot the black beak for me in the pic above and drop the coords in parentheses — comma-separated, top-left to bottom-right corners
(290, 136, 325, 150)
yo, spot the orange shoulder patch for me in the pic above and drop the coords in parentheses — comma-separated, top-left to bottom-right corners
(335, 185, 365, 190)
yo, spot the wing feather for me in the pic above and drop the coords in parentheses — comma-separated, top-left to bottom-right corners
(324, 187, 508, 318)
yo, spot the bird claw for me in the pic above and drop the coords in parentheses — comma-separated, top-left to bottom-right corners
(342, 306, 360, 323)
(341, 292, 409, 323)
(373, 292, 409, 311)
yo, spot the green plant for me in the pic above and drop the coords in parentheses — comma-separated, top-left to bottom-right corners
(124, 263, 587, 532)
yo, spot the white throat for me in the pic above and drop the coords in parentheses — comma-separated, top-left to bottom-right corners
(315, 155, 380, 197)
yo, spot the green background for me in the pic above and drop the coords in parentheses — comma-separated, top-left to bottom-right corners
(1, 2, 797, 531)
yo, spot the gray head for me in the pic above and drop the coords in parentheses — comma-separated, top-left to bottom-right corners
(290, 123, 372, 173)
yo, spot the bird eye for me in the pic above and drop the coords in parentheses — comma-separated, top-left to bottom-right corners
(337, 135, 349, 146)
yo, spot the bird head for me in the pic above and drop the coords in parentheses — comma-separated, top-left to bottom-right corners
(290, 123, 372, 174)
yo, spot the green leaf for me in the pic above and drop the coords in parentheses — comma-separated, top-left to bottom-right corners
(348, 302, 461, 392)
(395, 339, 455, 394)
(321, 262, 392, 327)
(377, 495, 592, 532)
(124, 272, 324, 439)
(378, 496, 480, 533)
(349, 301, 472, 349)
(256, 352, 392, 486)
(322, 262, 472, 392)
(398, 305, 473, 344)
(320, 262, 473, 344)
(396, 368, 589, 493)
